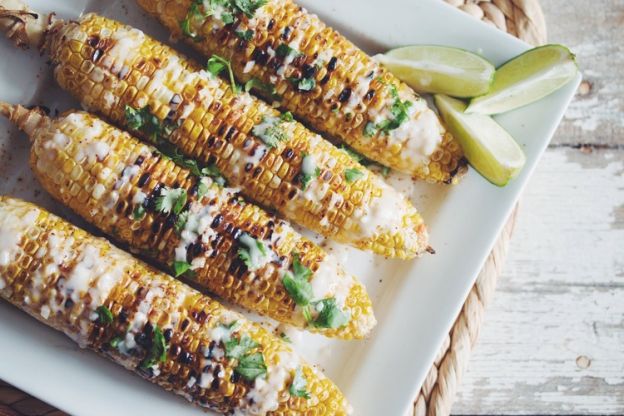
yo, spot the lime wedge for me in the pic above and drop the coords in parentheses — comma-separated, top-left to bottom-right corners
(375, 45, 495, 97)
(434, 94, 526, 186)
(466, 44, 578, 115)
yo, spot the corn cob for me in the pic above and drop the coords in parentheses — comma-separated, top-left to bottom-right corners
(0, 196, 352, 415)
(135, 0, 467, 183)
(0, 102, 376, 339)
(0, 3, 430, 259)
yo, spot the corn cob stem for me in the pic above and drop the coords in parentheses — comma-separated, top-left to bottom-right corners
(0, 2, 431, 259)
(1, 102, 376, 339)
(0, 196, 352, 415)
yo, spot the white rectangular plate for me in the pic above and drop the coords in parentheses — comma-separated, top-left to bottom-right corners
(0, 1, 580, 415)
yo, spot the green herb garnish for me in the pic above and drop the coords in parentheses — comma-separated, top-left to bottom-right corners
(311, 298, 348, 329)
(233, 0, 268, 17)
(207, 54, 240, 94)
(173, 260, 193, 277)
(364, 121, 378, 137)
(290, 77, 315, 92)
(289, 367, 311, 399)
(235, 29, 254, 41)
(95, 305, 114, 325)
(279, 332, 292, 343)
(244, 77, 279, 99)
(133, 205, 146, 220)
(139, 326, 167, 369)
(155, 188, 187, 215)
(225, 335, 258, 359)
(344, 168, 364, 183)
(237, 233, 268, 270)
(252, 116, 289, 147)
(377, 85, 413, 133)
(282, 254, 313, 306)
(124, 105, 178, 143)
(235, 352, 267, 381)
(109, 335, 124, 349)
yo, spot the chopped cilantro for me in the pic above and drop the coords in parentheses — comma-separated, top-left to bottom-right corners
(109, 335, 123, 349)
(133, 205, 146, 220)
(180, 0, 204, 40)
(175, 210, 190, 234)
(95, 305, 114, 325)
(276, 43, 300, 58)
(280, 111, 294, 122)
(244, 77, 279, 99)
(173, 260, 193, 277)
(282, 254, 313, 306)
(237, 233, 268, 271)
(293, 77, 315, 92)
(279, 332, 292, 343)
(224, 335, 258, 359)
(364, 121, 378, 137)
(252, 116, 288, 147)
(377, 85, 413, 133)
(233, 0, 267, 17)
(289, 367, 311, 399)
(206, 54, 240, 94)
(344, 168, 364, 183)
(139, 326, 167, 369)
(235, 29, 254, 41)
(311, 298, 348, 329)
(155, 187, 187, 215)
(234, 352, 267, 381)
(124, 105, 177, 143)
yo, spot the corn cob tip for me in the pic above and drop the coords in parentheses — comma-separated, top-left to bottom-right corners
(0, 0, 51, 49)
(0, 102, 48, 138)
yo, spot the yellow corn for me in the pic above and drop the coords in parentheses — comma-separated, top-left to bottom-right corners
(0, 196, 352, 415)
(0, 102, 376, 339)
(0, 4, 430, 259)
(137, 0, 467, 183)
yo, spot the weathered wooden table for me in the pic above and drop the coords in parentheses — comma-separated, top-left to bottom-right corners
(453, 0, 624, 413)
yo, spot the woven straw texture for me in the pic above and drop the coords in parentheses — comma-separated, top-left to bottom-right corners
(0, 1, 547, 415)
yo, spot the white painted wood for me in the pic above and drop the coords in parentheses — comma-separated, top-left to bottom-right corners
(452, 147, 624, 414)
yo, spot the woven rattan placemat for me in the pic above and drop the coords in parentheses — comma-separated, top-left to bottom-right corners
(0, 1, 547, 415)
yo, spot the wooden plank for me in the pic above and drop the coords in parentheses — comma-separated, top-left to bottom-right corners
(453, 147, 624, 414)
(540, 0, 624, 147)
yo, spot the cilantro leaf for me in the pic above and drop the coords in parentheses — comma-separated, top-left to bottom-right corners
(173, 260, 192, 277)
(109, 335, 123, 349)
(133, 205, 146, 220)
(235, 352, 267, 381)
(282, 254, 313, 306)
(224, 335, 258, 359)
(295, 77, 315, 92)
(207, 54, 240, 94)
(175, 210, 190, 234)
(235, 29, 254, 41)
(280, 111, 294, 122)
(155, 188, 187, 215)
(344, 168, 364, 183)
(200, 165, 226, 186)
(180, 0, 204, 40)
(233, 0, 267, 17)
(237, 233, 268, 271)
(289, 367, 311, 399)
(311, 298, 348, 329)
(276, 43, 300, 59)
(140, 326, 167, 369)
(252, 116, 288, 147)
(279, 332, 292, 343)
(95, 305, 114, 325)
(377, 85, 413, 133)
(124, 105, 176, 143)
(244, 78, 279, 100)
(364, 121, 378, 137)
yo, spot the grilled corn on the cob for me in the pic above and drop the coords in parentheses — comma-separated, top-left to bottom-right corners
(0, 102, 375, 339)
(136, 0, 467, 182)
(0, 196, 352, 415)
(0, 3, 430, 259)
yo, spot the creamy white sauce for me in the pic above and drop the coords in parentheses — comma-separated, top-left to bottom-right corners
(242, 351, 299, 415)
(310, 255, 354, 309)
(243, 60, 256, 73)
(0, 208, 39, 267)
(107, 27, 145, 75)
(301, 154, 317, 176)
(173, 197, 222, 265)
(238, 233, 271, 271)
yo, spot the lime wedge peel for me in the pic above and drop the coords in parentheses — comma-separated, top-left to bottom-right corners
(434, 94, 526, 186)
(466, 44, 578, 115)
(375, 45, 495, 98)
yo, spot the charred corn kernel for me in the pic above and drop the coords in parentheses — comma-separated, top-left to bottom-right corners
(136, 0, 467, 183)
(0, 4, 430, 259)
(0, 196, 352, 415)
(0, 102, 376, 339)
